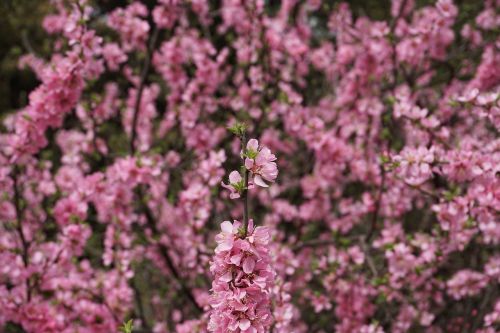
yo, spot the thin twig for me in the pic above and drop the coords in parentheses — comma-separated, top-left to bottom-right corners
(130, 26, 160, 155)
(131, 274, 151, 332)
(21, 30, 37, 55)
(404, 181, 440, 200)
(359, 236, 378, 277)
(13, 166, 31, 302)
(366, 168, 386, 242)
(127, 22, 202, 314)
(366, 0, 408, 242)
(470, 285, 498, 332)
(241, 131, 250, 235)
(140, 189, 203, 314)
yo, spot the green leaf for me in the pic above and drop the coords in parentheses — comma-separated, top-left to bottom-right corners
(119, 319, 134, 333)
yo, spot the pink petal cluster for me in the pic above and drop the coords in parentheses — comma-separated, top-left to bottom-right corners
(107, 2, 150, 52)
(447, 270, 489, 300)
(244, 139, 278, 188)
(209, 220, 275, 333)
(392, 146, 435, 185)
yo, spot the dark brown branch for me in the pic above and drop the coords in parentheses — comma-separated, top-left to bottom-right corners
(241, 131, 250, 235)
(131, 275, 151, 332)
(130, 25, 160, 155)
(127, 21, 202, 315)
(399, 115, 453, 150)
(12, 167, 31, 302)
(403, 181, 440, 200)
(470, 285, 498, 332)
(366, 167, 386, 242)
(139, 188, 203, 314)
(366, 0, 408, 243)
(359, 236, 378, 277)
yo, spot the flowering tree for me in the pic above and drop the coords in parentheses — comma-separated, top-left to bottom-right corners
(0, 0, 499, 332)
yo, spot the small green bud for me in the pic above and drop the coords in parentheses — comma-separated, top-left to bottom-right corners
(381, 128, 391, 140)
(246, 149, 258, 159)
(380, 155, 391, 164)
(386, 95, 396, 106)
(464, 216, 476, 229)
(383, 243, 395, 251)
(228, 122, 247, 137)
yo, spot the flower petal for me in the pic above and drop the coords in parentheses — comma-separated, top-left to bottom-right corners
(243, 257, 255, 274)
(229, 170, 242, 183)
(220, 270, 232, 282)
(247, 139, 259, 152)
(245, 158, 254, 170)
(239, 318, 251, 330)
(253, 175, 268, 187)
(221, 221, 233, 233)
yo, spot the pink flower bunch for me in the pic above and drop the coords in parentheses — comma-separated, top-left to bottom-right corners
(244, 139, 278, 188)
(107, 2, 150, 51)
(392, 146, 435, 185)
(209, 220, 274, 333)
(447, 270, 489, 300)
(221, 138, 278, 198)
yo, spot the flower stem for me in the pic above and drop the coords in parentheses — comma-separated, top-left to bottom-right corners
(241, 132, 250, 235)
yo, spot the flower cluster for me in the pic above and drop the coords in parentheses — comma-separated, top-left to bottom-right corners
(222, 139, 278, 199)
(209, 220, 274, 333)
(244, 139, 279, 188)
(0, 0, 499, 332)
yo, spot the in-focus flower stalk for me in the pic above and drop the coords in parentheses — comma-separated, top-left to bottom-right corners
(209, 125, 278, 332)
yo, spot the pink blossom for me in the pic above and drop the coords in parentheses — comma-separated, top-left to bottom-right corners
(102, 43, 127, 71)
(209, 220, 275, 332)
(393, 147, 434, 185)
(244, 139, 278, 187)
(447, 270, 488, 300)
(221, 171, 244, 199)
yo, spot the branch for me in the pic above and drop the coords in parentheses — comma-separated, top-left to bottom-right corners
(21, 30, 37, 56)
(139, 188, 203, 314)
(127, 22, 202, 315)
(241, 131, 250, 235)
(366, 0, 408, 242)
(359, 236, 378, 277)
(403, 180, 440, 200)
(130, 25, 160, 155)
(366, 167, 386, 242)
(131, 275, 151, 332)
(12, 166, 31, 302)
(470, 285, 498, 332)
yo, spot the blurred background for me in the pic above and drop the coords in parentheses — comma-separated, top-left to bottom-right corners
(0, 0, 483, 115)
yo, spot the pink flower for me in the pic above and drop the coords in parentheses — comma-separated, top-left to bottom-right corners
(436, 0, 458, 19)
(244, 139, 278, 187)
(447, 270, 488, 300)
(209, 220, 275, 332)
(214, 220, 239, 253)
(221, 170, 244, 199)
(393, 147, 434, 185)
(102, 43, 127, 71)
